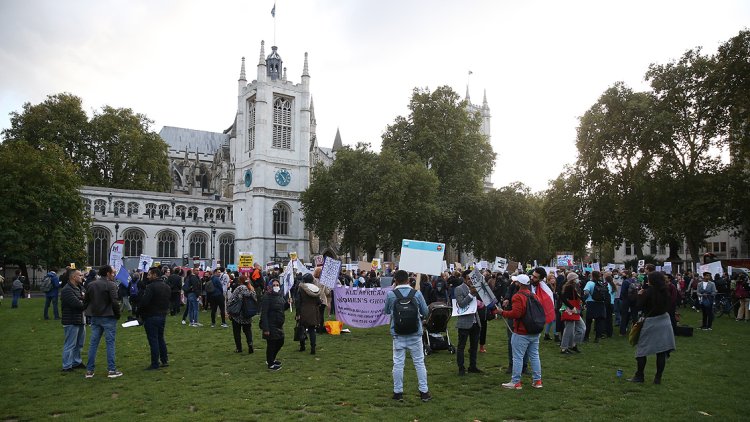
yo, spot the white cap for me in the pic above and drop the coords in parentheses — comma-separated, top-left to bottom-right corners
(512, 274, 530, 285)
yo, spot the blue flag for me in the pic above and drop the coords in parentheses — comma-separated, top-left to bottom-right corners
(271, 3, 275, 17)
(116, 265, 130, 287)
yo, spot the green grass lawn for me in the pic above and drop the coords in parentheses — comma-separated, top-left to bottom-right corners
(0, 297, 747, 421)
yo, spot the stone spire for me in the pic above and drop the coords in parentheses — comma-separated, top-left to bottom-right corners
(310, 96, 316, 123)
(258, 40, 266, 65)
(332, 128, 343, 152)
(465, 85, 471, 103)
(483, 89, 488, 109)
(302, 52, 309, 77)
(238, 56, 246, 81)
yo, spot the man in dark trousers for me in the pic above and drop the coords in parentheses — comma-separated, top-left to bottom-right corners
(139, 267, 171, 370)
(167, 267, 183, 316)
(455, 270, 482, 376)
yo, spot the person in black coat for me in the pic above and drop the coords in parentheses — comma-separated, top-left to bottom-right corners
(260, 279, 287, 370)
(61, 269, 87, 371)
(139, 267, 171, 370)
(167, 268, 183, 316)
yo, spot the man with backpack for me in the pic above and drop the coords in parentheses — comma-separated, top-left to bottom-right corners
(42, 268, 61, 320)
(11, 270, 25, 308)
(383, 270, 431, 402)
(583, 271, 608, 343)
(619, 270, 641, 335)
(455, 270, 483, 376)
(501, 274, 544, 390)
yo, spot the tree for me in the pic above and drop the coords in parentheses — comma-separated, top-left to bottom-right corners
(381, 86, 495, 247)
(542, 170, 588, 259)
(2, 93, 171, 192)
(0, 141, 90, 273)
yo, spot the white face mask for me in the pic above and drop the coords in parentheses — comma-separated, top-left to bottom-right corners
(272, 286, 280, 293)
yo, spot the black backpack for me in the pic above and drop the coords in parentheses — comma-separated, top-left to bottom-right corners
(393, 289, 420, 335)
(519, 292, 545, 334)
(591, 281, 609, 302)
(243, 295, 258, 318)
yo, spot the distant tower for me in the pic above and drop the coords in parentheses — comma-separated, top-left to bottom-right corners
(466, 87, 493, 191)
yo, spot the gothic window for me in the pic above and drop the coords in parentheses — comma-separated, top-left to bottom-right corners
(247, 98, 256, 151)
(189, 232, 208, 259)
(188, 206, 198, 221)
(219, 234, 235, 265)
(87, 227, 110, 267)
(216, 208, 226, 223)
(83, 198, 91, 213)
(273, 203, 290, 236)
(649, 241, 657, 255)
(204, 207, 214, 222)
(176, 205, 187, 220)
(625, 243, 633, 256)
(272, 96, 292, 149)
(157, 230, 178, 258)
(123, 229, 144, 257)
(145, 203, 157, 218)
(94, 199, 106, 214)
(114, 201, 125, 216)
(158, 204, 170, 219)
(127, 202, 139, 216)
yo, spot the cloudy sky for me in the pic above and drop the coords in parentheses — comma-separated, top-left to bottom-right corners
(1, 0, 748, 192)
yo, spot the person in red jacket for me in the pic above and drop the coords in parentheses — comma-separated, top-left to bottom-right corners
(500, 274, 542, 390)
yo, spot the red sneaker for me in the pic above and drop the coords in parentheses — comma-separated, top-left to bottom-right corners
(532, 380, 543, 389)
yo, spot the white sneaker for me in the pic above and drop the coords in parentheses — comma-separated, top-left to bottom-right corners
(221, 323, 228, 328)
(501, 381, 522, 390)
(107, 370, 123, 378)
(181, 320, 186, 325)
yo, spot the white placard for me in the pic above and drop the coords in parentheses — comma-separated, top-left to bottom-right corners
(320, 257, 342, 289)
(139, 254, 153, 272)
(663, 262, 672, 274)
(451, 298, 478, 317)
(477, 260, 489, 271)
(492, 257, 508, 273)
(398, 239, 445, 276)
(698, 261, 723, 278)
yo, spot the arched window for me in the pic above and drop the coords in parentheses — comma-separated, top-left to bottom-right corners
(114, 201, 125, 216)
(216, 208, 226, 223)
(157, 230, 178, 258)
(94, 199, 106, 215)
(158, 204, 170, 219)
(87, 227, 110, 267)
(272, 96, 292, 149)
(83, 198, 92, 213)
(273, 203, 290, 236)
(219, 234, 235, 265)
(176, 205, 187, 220)
(127, 202, 139, 216)
(145, 203, 157, 218)
(189, 232, 207, 259)
(204, 207, 214, 222)
(247, 99, 256, 151)
(188, 206, 198, 221)
(123, 229, 144, 257)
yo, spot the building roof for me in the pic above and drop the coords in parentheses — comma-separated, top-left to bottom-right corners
(159, 126, 229, 155)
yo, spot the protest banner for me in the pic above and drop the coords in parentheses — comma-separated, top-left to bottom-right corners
(139, 254, 153, 272)
(238, 252, 254, 272)
(294, 260, 312, 275)
(699, 261, 723, 277)
(399, 239, 445, 276)
(470, 268, 497, 307)
(452, 297, 478, 317)
(492, 257, 508, 273)
(557, 254, 574, 267)
(109, 240, 125, 273)
(663, 262, 672, 274)
(320, 257, 342, 289)
(333, 285, 392, 328)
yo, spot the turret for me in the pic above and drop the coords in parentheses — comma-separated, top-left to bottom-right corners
(238, 56, 246, 95)
(266, 46, 282, 81)
(257, 40, 266, 83)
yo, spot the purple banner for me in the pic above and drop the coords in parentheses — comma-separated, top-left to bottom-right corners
(334, 285, 392, 328)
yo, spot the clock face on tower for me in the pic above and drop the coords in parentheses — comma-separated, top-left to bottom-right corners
(275, 169, 291, 186)
(244, 169, 252, 187)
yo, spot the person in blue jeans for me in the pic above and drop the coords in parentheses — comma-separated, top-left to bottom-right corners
(11, 270, 25, 308)
(186, 270, 202, 326)
(44, 268, 61, 320)
(61, 269, 86, 372)
(84, 265, 122, 379)
(383, 270, 431, 402)
(139, 267, 171, 370)
(501, 274, 543, 390)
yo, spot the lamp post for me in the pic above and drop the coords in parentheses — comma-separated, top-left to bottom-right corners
(272, 208, 280, 262)
(114, 222, 120, 240)
(210, 221, 216, 260)
(108, 192, 113, 213)
(181, 226, 186, 256)
(457, 215, 463, 264)
(170, 198, 175, 220)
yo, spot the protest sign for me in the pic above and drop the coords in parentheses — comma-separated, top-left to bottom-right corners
(380, 277, 393, 288)
(109, 240, 124, 273)
(238, 252, 254, 272)
(492, 257, 508, 273)
(320, 257, 342, 289)
(333, 285, 391, 328)
(449, 264, 455, 273)
(294, 260, 312, 275)
(399, 239, 445, 276)
(470, 268, 497, 307)
(290, 252, 298, 261)
(477, 260, 489, 271)
(357, 261, 371, 272)
(557, 254, 574, 267)
(699, 261, 723, 278)
(591, 262, 600, 272)
(452, 297, 478, 317)
(139, 254, 153, 272)
(637, 260, 645, 270)
(663, 262, 672, 274)
(442, 260, 448, 272)
(543, 267, 557, 278)
(371, 258, 381, 270)
(314, 255, 324, 267)
(226, 264, 238, 272)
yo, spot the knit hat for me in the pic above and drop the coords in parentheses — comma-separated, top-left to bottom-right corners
(566, 272, 579, 282)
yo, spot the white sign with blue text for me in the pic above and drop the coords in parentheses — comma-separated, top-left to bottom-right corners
(399, 239, 446, 276)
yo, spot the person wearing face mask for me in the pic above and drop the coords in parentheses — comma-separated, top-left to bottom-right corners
(260, 279, 287, 370)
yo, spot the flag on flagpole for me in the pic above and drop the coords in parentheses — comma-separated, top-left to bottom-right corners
(535, 281, 556, 324)
(271, 3, 276, 17)
(282, 261, 295, 294)
(115, 265, 130, 287)
(468, 70, 473, 75)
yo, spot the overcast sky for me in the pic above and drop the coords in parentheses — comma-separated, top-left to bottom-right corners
(1, 0, 748, 192)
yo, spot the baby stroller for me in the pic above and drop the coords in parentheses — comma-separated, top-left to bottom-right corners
(423, 302, 456, 355)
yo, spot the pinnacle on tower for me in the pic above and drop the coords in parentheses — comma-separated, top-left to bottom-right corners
(258, 40, 266, 65)
(483, 89, 488, 108)
(239, 57, 246, 81)
(465, 85, 471, 102)
(302, 52, 309, 77)
(332, 128, 343, 152)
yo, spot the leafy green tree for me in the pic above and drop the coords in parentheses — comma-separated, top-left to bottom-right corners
(381, 86, 495, 247)
(0, 141, 89, 272)
(542, 170, 588, 259)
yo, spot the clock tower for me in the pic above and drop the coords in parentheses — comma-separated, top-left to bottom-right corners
(228, 41, 312, 263)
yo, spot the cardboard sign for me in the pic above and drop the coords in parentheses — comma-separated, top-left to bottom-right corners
(470, 268, 497, 307)
(557, 255, 574, 267)
(492, 257, 508, 273)
(398, 239, 445, 276)
(371, 258, 381, 270)
(320, 257, 342, 289)
(238, 252, 254, 272)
